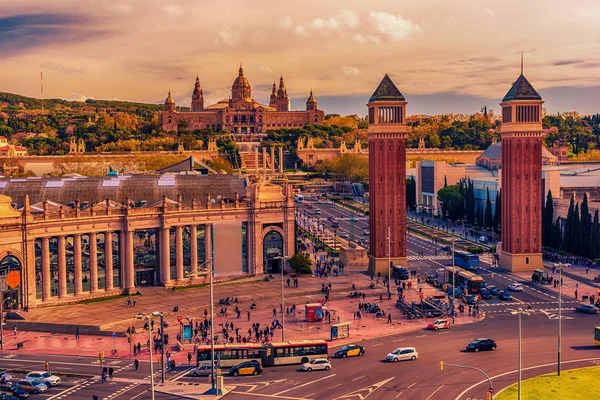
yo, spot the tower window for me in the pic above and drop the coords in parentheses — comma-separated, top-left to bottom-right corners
(502, 106, 512, 123)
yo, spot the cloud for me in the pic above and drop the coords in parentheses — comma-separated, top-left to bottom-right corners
(280, 16, 293, 28)
(292, 9, 358, 36)
(338, 9, 359, 29)
(40, 62, 85, 74)
(485, 8, 496, 18)
(109, 4, 133, 15)
(163, 5, 184, 17)
(67, 93, 93, 102)
(215, 26, 239, 46)
(0, 13, 106, 55)
(369, 11, 420, 41)
(342, 66, 360, 77)
(257, 64, 273, 74)
(552, 59, 584, 66)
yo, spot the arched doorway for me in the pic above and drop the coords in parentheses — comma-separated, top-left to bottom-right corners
(263, 231, 284, 274)
(0, 255, 22, 309)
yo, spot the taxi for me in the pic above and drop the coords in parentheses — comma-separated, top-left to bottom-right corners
(333, 344, 365, 358)
(228, 360, 262, 377)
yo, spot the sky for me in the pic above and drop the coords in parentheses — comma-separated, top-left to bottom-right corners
(1, 0, 599, 116)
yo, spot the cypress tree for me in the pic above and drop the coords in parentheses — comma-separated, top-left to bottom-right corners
(444, 175, 448, 188)
(580, 193, 591, 257)
(542, 191, 554, 247)
(494, 189, 501, 233)
(593, 209, 600, 259)
(553, 217, 562, 250)
(573, 203, 581, 255)
(564, 196, 575, 252)
(485, 188, 493, 228)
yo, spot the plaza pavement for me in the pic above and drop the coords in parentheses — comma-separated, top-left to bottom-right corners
(4, 269, 481, 364)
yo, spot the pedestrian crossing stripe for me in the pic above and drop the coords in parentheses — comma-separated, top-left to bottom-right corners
(407, 255, 451, 260)
(484, 308, 576, 314)
(481, 301, 580, 307)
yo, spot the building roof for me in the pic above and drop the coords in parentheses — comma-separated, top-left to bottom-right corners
(0, 174, 247, 208)
(479, 140, 554, 161)
(157, 156, 217, 174)
(369, 74, 405, 103)
(502, 74, 542, 102)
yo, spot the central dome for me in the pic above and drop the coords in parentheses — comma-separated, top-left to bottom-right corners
(231, 64, 252, 102)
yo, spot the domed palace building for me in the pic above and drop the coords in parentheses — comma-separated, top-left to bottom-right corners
(159, 65, 325, 137)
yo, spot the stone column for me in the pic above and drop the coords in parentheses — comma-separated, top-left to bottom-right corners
(205, 224, 212, 270)
(41, 237, 51, 300)
(279, 147, 284, 173)
(89, 232, 98, 293)
(254, 147, 259, 173)
(160, 227, 171, 285)
(105, 232, 114, 290)
(175, 225, 184, 281)
(262, 147, 267, 173)
(189, 225, 198, 278)
(74, 234, 83, 295)
(124, 230, 135, 291)
(271, 147, 276, 172)
(57, 236, 67, 298)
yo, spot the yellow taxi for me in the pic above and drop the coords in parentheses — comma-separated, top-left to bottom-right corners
(333, 344, 365, 358)
(228, 360, 263, 376)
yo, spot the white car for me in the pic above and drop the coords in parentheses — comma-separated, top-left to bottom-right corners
(340, 232, 349, 238)
(508, 283, 523, 292)
(302, 358, 331, 371)
(17, 379, 48, 394)
(26, 371, 61, 387)
(363, 229, 370, 235)
(386, 347, 418, 362)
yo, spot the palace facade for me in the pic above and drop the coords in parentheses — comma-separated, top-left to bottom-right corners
(0, 174, 294, 309)
(159, 66, 325, 136)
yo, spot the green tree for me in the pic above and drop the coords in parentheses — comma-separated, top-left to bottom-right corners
(493, 189, 501, 232)
(580, 193, 592, 257)
(542, 190, 554, 247)
(593, 209, 600, 259)
(288, 252, 312, 274)
(484, 188, 493, 228)
(437, 185, 464, 221)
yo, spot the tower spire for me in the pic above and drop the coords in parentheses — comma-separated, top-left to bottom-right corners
(521, 51, 523, 75)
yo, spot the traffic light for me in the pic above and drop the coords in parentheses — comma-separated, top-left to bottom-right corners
(266, 348, 272, 357)
(440, 361, 443, 371)
(99, 351, 104, 360)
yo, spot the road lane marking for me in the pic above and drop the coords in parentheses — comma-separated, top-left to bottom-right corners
(231, 391, 313, 400)
(169, 366, 194, 381)
(329, 383, 343, 389)
(334, 377, 395, 399)
(415, 335, 427, 338)
(406, 382, 417, 389)
(396, 392, 403, 398)
(393, 339, 405, 342)
(304, 393, 315, 398)
(273, 374, 335, 395)
(55, 367, 73, 370)
(352, 375, 366, 381)
(425, 385, 444, 400)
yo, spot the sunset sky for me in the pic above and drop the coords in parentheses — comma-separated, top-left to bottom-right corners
(1, 0, 599, 115)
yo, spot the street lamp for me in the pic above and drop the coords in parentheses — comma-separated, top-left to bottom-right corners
(450, 239, 457, 323)
(151, 312, 166, 383)
(135, 314, 155, 400)
(387, 227, 391, 293)
(510, 307, 532, 400)
(554, 262, 570, 376)
(273, 255, 290, 341)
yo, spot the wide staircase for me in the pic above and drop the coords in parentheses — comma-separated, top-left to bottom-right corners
(240, 152, 275, 172)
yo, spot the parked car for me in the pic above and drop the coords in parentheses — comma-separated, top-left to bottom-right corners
(340, 232, 349, 238)
(427, 319, 451, 330)
(0, 372, 12, 383)
(327, 216, 333, 221)
(466, 338, 497, 352)
(333, 344, 365, 358)
(190, 363, 213, 377)
(363, 229, 370, 235)
(576, 304, 598, 314)
(228, 361, 262, 377)
(0, 385, 28, 399)
(508, 283, 523, 292)
(302, 358, 332, 371)
(386, 347, 418, 362)
(478, 236, 489, 243)
(315, 209, 321, 215)
(15, 380, 46, 395)
(499, 291, 513, 301)
(479, 288, 492, 299)
(440, 245, 451, 252)
(487, 286, 501, 296)
(0, 394, 18, 400)
(24, 372, 60, 388)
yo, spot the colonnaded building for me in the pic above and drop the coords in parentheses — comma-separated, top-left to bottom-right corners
(159, 65, 325, 135)
(0, 174, 294, 309)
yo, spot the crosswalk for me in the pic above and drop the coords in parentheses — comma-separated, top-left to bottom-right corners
(407, 255, 451, 261)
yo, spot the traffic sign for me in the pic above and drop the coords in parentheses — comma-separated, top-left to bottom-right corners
(489, 387, 494, 393)
(6, 271, 20, 289)
(112, 332, 116, 338)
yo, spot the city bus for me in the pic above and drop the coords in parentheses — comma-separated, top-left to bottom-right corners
(196, 340, 328, 367)
(444, 266, 485, 294)
(293, 194, 304, 203)
(453, 250, 480, 271)
(595, 327, 600, 346)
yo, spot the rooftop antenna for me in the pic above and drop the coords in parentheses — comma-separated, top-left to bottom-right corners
(40, 71, 44, 113)
(521, 51, 524, 75)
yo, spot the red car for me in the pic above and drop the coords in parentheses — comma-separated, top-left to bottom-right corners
(427, 319, 451, 330)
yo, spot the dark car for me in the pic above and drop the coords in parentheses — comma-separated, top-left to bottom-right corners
(425, 275, 436, 284)
(440, 245, 451, 252)
(499, 291, 512, 301)
(576, 304, 598, 314)
(334, 344, 365, 358)
(479, 288, 492, 299)
(0, 385, 28, 400)
(466, 338, 497, 352)
(487, 286, 501, 296)
(228, 360, 262, 377)
(0, 394, 18, 400)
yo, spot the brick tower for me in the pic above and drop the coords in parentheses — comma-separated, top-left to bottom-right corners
(499, 69, 545, 272)
(367, 75, 408, 275)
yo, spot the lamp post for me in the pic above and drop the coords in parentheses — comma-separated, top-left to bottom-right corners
(451, 239, 456, 323)
(274, 255, 290, 341)
(511, 307, 531, 400)
(387, 227, 391, 293)
(152, 312, 165, 383)
(554, 262, 570, 376)
(136, 314, 155, 400)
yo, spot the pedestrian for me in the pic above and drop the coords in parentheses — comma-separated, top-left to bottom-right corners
(247, 311, 251, 321)
(575, 290, 578, 300)
(101, 372, 107, 383)
(75, 327, 80, 340)
(108, 367, 114, 380)
(13, 326, 16, 337)
(134, 358, 139, 371)
(379, 294, 383, 303)
(387, 314, 392, 324)
(187, 352, 192, 364)
(133, 299, 137, 307)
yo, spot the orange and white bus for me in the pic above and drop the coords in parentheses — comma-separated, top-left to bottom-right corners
(196, 340, 328, 367)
